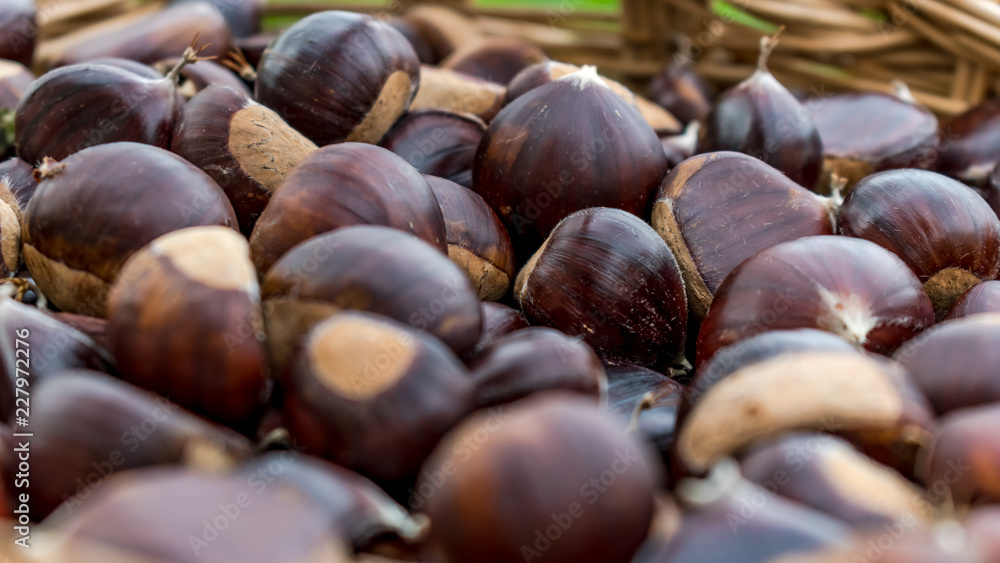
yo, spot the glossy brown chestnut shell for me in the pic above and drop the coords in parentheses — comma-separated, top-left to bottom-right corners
(282, 311, 474, 481)
(409, 66, 506, 123)
(894, 314, 1000, 415)
(515, 207, 687, 369)
(0, 60, 33, 111)
(946, 281, 1000, 319)
(261, 225, 482, 373)
(420, 394, 659, 563)
(838, 169, 1000, 319)
(172, 84, 317, 234)
(379, 109, 486, 187)
(696, 236, 934, 366)
(652, 151, 836, 319)
(920, 403, 1000, 506)
(426, 175, 515, 301)
(935, 98, 1000, 187)
(0, 0, 35, 68)
(461, 301, 529, 363)
(474, 66, 667, 253)
(603, 360, 684, 467)
(255, 11, 420, 145)
(21, 142, 238, 316)
(106, 227, 268, 430)
(249, 143, 446, 275)
(440, 37, 546, 85)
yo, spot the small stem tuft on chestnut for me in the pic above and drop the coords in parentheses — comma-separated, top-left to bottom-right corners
(626, 391, 656, 434)
(165, 34, 215, 85)
(756, 26, 784, 73)
(34, 157, 66, 181)
(223, 48, 257, 82)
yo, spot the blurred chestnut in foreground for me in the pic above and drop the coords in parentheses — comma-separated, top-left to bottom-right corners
(696, 236, 934, 366)
(469, 327, 605, 409)
(894, 314, 1000, 414)
(0, 60, 32, 111)
(935, 98, 1000, 188)
(256, 11, 419, 145)
(946, 281, 1000, 319)
(441, 37, 546, 85)
(462, 301, 529, 362)
(107, 227, 268, 430)
(421, 394, 659, 563)
(410, 66, 506, 123)
(676, 352, 934, 475)
(249, 143, 445, 275)
(0, 0, 35, 68)
(516, 208, 687, 369)
(44, 468, 350, 563)
(920, 403, 1000, 506)
(21, 142, 237, 316)
(262, 226, 482, 374)
(652, 152, 836, 319)
(37, 2, 231, 70)
(427, 175, 515, 301)
(698, 34, 822, 190)
(380, 109, 486, 187)
(838, 169, 1000, 319)
(50, 312, 111, 351)
(154, 56, 251, 99)
(474, 66, 667, 252)
(648, 60, 713, 125)
(172, 85, 317, 234)
(741, 433, 933, 530)
(604, 361, 684, 463)
(0, 298, 116, 420)
(806, 89, 939, 193)
(1, 371, 251, 521)
(283, 311, 473, 481)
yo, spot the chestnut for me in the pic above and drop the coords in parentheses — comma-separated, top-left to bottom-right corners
(838, 169, 1000, 319)
(261, 225, 482, 373)
(461, 301, 529, 362)
(946, 281, 1000, 319)
(35, 2, 231, 71)
(441, 37, 546, 85)
(0, 60, 32, 111)
(43, 468, 350, 562)
(652, 151, 836, 319)
(172, 84, 318, 234)
(0, 298, 116, 420)
(410, 66, 506, 123)
(106, 226, 268, 431)
(675, 352, 935, 476)
(696, 236, 934, 366)
(402, 5, 481, 63)
(648, 60, 714, 126)
(248, 143, 446, 275)
(420, 394, 659, 563)
(282, 311, 473, 482)
(255, 11, 419, 145)
(935, 98, 1000, 188)
(0, 0, 35, 68)
(153, 56, 251, 99)
(0, 158, 38, 217)
(919, 403, 1000, 506)
(379, 109, 486, 187)
(469, 327, 605, 409)
(893, 314, 1000, 415)
(697, 33, 823, 190)
(604, 360, 684, 468)
(172, 0, 264, 38)
(515, 207, 687, 369)
(426, 175, 515, 301)
(0, 370, 251, 520)
(740, 433, 933, 530)
(389, 17, 436, 64)
(21, 142, 238, 316)
(805, 89, 939, 193)
(474, 66, 668, 252)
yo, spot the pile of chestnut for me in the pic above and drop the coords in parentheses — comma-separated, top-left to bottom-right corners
(3, 0, 1000, 561)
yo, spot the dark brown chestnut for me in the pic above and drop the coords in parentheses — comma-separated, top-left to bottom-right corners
(0, 298, 116, 420)
(515, 207, 687, 369)
(0, 0, 35, 68)
(426, 175, 515, 301)
(106, 226, 268, 431)
(410, 66, 506, 123)
(36, 2, 231, 70)
(603, 360, 684, 467)
(248, 143, 446, 275)
(379, 109, 486, 187)
(21, 142, 238, 316)
(461, 301, 529, 362)
(441, 37, 546, 85)
(255, 11, 419, 145)
(648, 60, 714, 126)
(697, 33, 823, 190)
(282, 311, 474, 482)
(935, 98, 1000, 188)
(920, 403, 1000, 506)
(402, 5, 481, 64)
(696, 236, 934, 366)
(805, 89, 939, 193)
(261, 225, 482, 373)
(0, 60, 32, 111)
(420, 394, 659, 563)
(474, 66, 667, 252)
(838, 169, 1000, 319)
(652, 151, 837, 319)
(0, 370, 251, 521)
(154, 56, 251, 99)
(893, 314, 1000, 415)
(172, 84, 318, 234)
(469, 326, 605, 409)
(946, 280, 1000, 319)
